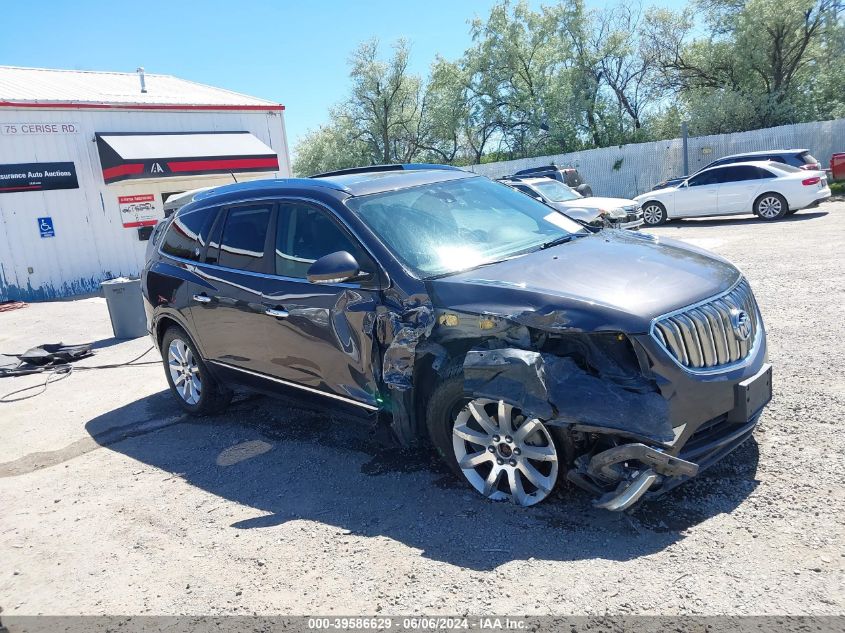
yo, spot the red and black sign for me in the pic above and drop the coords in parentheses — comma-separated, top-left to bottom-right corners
(0, 162, 79, 193)
(96, 131, 280, 184)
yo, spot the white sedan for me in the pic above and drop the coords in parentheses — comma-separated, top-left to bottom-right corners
(634, 161, 831, 225)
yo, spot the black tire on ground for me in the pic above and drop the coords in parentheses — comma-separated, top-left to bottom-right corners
(754, 192, 788, 221)
(424, 362, 469, 479)
(785, 209, 799, 216)
(641, 201, 668, 226)
(161, 325, 232, 415)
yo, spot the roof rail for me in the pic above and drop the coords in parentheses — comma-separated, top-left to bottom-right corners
(191, 177, 350, 203)
(310, 163, 464, 179)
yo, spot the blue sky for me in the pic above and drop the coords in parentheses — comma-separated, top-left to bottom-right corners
(0, 0, 684, 155)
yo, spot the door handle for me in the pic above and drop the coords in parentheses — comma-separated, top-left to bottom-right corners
(265, 308, 289, 318)
(192, 293, 212, 303)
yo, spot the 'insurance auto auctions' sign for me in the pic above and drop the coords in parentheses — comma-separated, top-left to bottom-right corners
(0, 162, 79, 194)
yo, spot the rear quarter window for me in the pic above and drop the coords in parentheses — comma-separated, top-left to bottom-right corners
(799, 151, 819, 166)
(160, 208, 218, 261)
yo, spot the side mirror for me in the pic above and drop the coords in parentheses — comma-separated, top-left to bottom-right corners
(306, 251, 362, 284)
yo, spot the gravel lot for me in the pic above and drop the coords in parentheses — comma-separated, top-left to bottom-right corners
(1, 201, 843, 617)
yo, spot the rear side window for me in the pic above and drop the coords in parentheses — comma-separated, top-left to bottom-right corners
(274, 202, 370, 279)
(211, 205, 272, 272)
(717, 166, 763, 183)
(160, 208, 217, 261)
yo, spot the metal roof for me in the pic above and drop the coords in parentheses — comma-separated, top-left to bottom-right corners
(0, 66, 282, 110)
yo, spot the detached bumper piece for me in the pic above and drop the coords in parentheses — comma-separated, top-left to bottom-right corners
(583, 443, 698, 512)
(569, 413, 762, 511)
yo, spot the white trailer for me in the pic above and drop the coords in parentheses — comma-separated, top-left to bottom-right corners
(0, 66, 291, 302)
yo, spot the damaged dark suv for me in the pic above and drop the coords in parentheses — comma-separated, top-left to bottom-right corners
(142, 164, 772, 511)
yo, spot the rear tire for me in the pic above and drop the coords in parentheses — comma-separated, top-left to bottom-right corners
(641, 201, 667, 226)
(754, 193, 788, 220)
(161, 325, 232, 415)
(425, 363, 562, 506)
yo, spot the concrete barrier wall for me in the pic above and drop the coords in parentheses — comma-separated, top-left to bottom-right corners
(467, 118, 845, 199)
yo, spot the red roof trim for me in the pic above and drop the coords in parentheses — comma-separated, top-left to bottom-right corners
(0, 101, 284, 111)
(103, 163, 145, 181)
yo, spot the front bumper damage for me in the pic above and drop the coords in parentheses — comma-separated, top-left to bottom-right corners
(462, 339, 770, 511)
(568, 412, 763, 511)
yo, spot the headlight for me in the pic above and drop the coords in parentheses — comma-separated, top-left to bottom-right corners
(602, 207, 627, 219)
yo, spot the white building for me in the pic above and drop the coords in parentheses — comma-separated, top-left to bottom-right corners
(0, 66, 290, 302)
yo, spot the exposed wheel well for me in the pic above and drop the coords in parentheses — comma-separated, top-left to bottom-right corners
(411, 340, 481, 439)
(154, 315, 183, 351)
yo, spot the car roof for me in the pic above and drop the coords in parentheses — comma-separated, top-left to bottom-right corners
(719, 149, 807, 159)
(316, 166, 473, 196)
(190, 165, 476, 205)
(514, 164, 576, 174)
(694, 160, 798, 176)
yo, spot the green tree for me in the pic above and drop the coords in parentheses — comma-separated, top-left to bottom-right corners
(645, 0, 843, 131)
(344, 38, 423, 164)
(293, 0, 845, 171)
(291, 113, 370, 176)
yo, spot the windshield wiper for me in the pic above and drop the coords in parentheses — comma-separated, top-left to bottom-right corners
(540, 235, 574, 249)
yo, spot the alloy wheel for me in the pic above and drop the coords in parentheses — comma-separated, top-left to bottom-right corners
(642, 204, 664, 225)
(451, 398, 559, 506)
(757, 196, 783, 219)
(168, 339, 202, 405)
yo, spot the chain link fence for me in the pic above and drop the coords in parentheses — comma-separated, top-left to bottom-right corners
(468, 118, 845, 199)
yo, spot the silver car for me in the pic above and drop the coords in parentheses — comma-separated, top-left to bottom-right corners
(499, 176, 643, 229)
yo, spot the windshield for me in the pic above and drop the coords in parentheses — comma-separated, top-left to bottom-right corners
(532, 179, 582, 202)
(346, 176, 585, 278)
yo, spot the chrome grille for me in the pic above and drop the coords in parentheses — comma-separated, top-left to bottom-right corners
(653, 279, 759, 370)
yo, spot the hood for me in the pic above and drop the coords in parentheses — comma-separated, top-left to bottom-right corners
(558, 196, 636, 210)
(550, 197, 636, 221)
(549, 203, 600, 222)
(427, 230, 740, 333)
(651, 177, 686, 191)
(638, 185, 680, 199)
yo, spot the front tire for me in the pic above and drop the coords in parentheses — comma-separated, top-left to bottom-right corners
(641, 201, 667, 226)
(755, 193, 788, 220)
(425, 368, 561, 506)
(161, 326, 232, 415)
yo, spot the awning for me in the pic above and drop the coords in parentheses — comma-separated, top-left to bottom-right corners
(96, 131, 279, 184)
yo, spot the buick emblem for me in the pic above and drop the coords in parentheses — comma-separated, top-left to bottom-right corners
(730, 308, 752, 341)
